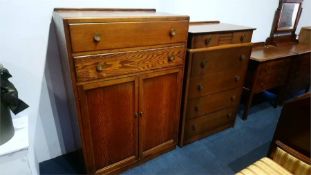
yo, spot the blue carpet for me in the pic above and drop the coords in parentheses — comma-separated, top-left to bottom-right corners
(40, 101, 281, 175)
(122, 102, 281, 175)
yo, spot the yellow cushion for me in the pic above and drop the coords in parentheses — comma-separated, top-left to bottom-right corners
(236, 157, 292, 175)
(272, 147, 311, 175)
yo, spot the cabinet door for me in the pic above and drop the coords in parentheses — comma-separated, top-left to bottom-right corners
(139, 68, 183, 158)
(78, 77, 139, 173)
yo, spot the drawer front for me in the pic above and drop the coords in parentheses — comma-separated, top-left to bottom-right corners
(186, 88, 240, 119)
(232, 31, 253, 44)
(185, 108, 236, 140)
(191, 31, 253, 49)
(258, 59, 290, 76)
(188, 71, 244, 98)
(190, 45, 251, 77)
(69, 21, 189, 52)
(74, 45, 185, 82)
(254, 60, 290, 92)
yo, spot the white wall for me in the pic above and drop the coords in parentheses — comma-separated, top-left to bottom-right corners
(0, 0, 310, 174)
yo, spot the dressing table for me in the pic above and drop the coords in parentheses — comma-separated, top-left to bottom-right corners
(242, 0, 310, 120)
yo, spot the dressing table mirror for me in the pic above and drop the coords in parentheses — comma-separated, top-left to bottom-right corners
(266, 0, 303, 45)
(242, 0, 310, 120)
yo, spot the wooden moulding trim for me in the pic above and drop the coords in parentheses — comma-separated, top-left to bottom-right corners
(54, 8, 156, 12)
(75, 65, 184, 86)
(82, 76, 137, 90)
(95, 156, 137, 174)
(190, 21, 221, 25)
(142, 139, 175, 158)
(187, 43, 253, 53)
(275, 140, 311, 164)
(73, 44, 186, 59)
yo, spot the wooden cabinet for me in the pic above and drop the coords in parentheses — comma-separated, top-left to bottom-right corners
(53, 9, 188, 174)
(179, 22, 254, 146)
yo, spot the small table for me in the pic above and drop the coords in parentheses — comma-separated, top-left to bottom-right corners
(242, 43, 311, 120)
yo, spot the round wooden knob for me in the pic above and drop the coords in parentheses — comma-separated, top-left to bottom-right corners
(231, 96, 236, 101)
(93, 33, 101, 43)
(205, 38, 212, 45)
(240, 35, 245, 42)
(194, 106, 199, 112)
(197, 84, 204, 91)
(191, 125, 196, 131)
(235, 75, 240, 82)
(168, 55, 175, 62)
(170, 28, 176, 37)
(240, 55, 247, 61)
(227, 113, 232, 118)
(96, 64, 104, 72)
(200, 60, 208, 68)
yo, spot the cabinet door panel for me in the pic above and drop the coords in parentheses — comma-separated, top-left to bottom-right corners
(140, 69, 182, 157)
(80, 78, 138, 172)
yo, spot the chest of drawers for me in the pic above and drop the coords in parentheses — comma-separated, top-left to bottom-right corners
(53, 9, 189, 174)
(179, 22, 254, 146)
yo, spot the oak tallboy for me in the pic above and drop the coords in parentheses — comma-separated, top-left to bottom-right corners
(53, 9, 189, 174)
(179, 22, 255, 146)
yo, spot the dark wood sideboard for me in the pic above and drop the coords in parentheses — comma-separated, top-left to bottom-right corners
(179, 21, 255, 146)
(53, 8, 189, 174)
(243, 43, 311, 120)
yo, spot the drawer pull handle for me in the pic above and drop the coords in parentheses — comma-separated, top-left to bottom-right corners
(194, 106, 199, 112)
(93, 33, 101, 43)
(235, 75, 240, 82)
(168, 55, 175, 62)
(240, 35, 245, 42)
(240, 55, 247, 61)
(197, 84, 204, 91)
(200, 60, 208, 68)
(170, 28, 176, 37)
(191, 125, 196, 131)
(96, 64, 104, 72)
(227, 113, 233, 119)
(231, 96, 236, 101)
(205, 38, 212, 45)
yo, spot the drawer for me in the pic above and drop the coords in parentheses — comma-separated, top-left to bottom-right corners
(191, 31, 253, 49)
(254, 70, 288, 93)
(74, 45, 185, 82)
(188, 71, 244, 98)
(232, 31, 253, 44)
(69, 21, 189, 52)
(190, 45, 251, 76)
(185, 108, 236, 140)
(186, 88, 240, 119)
(258, 59, 290, 76)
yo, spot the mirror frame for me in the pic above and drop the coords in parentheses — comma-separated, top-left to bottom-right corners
(266, 0, 303, 45)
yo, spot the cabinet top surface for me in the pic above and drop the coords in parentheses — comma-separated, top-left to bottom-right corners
(53, 8, 189, 22)
(251, 43, 311, 62)
(188, 22, 255, 34)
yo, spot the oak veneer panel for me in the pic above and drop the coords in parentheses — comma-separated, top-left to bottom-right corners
(74, 45, 185, 82)
(84, 80, 138, 170)
(140, 70, 181, 157)
(69, 21, 188, 52)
